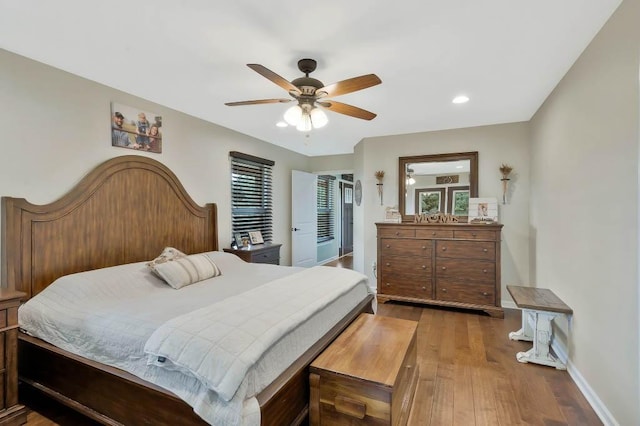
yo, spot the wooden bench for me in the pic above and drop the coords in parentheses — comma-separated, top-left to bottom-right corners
(309, 313, 418, 425)
(507, 285, 573, 370)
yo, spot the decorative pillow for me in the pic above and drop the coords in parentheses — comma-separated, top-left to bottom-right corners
(150, 253, 222, 289)
(147, 247, 186, 267)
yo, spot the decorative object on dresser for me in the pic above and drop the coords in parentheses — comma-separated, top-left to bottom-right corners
(309, 313, 418, 425)
(413, 212, 459, 223)
(376, 222, 504, 318)
(468, 197, 498, 223)
(223, 242, 282, 265)
(0, 289, 27, 425)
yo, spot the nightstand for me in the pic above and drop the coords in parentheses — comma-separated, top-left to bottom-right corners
(0, 289, 27, 425)
(223, 243, 282, 265)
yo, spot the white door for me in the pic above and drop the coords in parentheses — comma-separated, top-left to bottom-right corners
(291, 170, 317, 267)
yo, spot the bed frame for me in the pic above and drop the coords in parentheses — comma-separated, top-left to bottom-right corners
(1, 155, 373, 425)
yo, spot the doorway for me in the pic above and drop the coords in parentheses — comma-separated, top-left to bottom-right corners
(340, 180, 354, 256)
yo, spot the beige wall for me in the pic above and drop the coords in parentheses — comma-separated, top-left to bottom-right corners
(529, 0, 639, 423)
(0, 48, 310, 268)
(354, 122, 531, 299)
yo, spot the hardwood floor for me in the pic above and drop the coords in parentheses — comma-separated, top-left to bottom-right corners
(321, 252, 353, 269)
(21, 253, 602, 425)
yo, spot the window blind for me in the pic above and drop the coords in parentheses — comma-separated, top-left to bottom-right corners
(230, 152, 274, 242)
(317, 175, 335, 243)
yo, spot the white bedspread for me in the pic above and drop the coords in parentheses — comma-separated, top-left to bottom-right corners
(145, 266, 368, 402)
(18, 251, 371, 425)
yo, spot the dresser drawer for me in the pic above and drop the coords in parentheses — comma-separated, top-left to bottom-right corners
(436, 240, 495, 261)
(378, 227, 416, 238)
(415, 228, 454, 239)
(436, 282, 495, 305)
(381, 255, 431, 275)
(380, 239, 431, 257)
(379, 273, 432, 299)
(251, 248, 279, 264)
(435, 259, 495, 283)
(453, 229, 497, 240)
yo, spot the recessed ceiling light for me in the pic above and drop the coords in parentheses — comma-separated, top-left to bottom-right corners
(452, 95, 469, 104)
(276, 121, 288, 128)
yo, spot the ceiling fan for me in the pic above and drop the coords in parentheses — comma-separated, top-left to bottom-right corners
(225, 58, 381, 131)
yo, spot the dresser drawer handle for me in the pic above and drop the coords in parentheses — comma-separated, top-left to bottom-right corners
(386, 283, 391, 287)
(262, 254, 268, 257)
(395, 231, 400, 236)
(432, 232, 436, 236)
(422, 265, 427, 269)
(483, 248, 488, 252)
(441, 247, 447, 251)
(386, 262, 391, 267)
(422, 246, 427, 250)
(482, 292, 489, 296)
(472, 232, 477, 237)
(422, 286, 427, 290)
(441, 288, 447, 292)
(483, 269, 487, 273)
(386, 244, 391, 248)
(441, 266, 446, 270)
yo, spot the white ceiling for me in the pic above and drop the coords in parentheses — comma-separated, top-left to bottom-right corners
(0, 1, 621, 156)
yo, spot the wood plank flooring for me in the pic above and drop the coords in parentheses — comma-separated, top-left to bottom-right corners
(21, 252, 602, 425)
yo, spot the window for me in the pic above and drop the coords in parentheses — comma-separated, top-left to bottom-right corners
(230, 151, 274, 242)
(317, 175, 335, 243)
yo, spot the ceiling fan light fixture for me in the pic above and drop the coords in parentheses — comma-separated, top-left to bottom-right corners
(310, 108, 328, 128)
(284, 105, 302, 125)
(296, 113, 312, 132)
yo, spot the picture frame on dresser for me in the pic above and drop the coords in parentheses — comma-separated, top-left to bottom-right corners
(248, 230, 264, 245)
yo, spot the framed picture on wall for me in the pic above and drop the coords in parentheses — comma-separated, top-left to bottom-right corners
(249, 230, 264, 245)
(446, 186, 470, 216)
(111, 102, 163, 153)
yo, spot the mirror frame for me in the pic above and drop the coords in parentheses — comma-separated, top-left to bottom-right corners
(398, 151, 478, 223)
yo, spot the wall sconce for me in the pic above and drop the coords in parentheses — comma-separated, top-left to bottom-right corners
(375, 170, 385, 205)
(499, 164, 513, 204)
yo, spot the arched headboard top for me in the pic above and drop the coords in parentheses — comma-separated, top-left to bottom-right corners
(2, 155, 218, 299)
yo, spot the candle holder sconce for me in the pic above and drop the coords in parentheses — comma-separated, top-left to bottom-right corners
(499, 164, 513, 204)
(375, 170, 385, 205)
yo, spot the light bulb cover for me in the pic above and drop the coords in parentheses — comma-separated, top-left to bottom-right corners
(310, 108, 328, 128)
(284, 105, 302, 125)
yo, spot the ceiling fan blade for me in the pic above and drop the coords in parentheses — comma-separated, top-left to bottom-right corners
(316, 74, 381, 98)
(317, 100, 377, 120)
(247, 64, 301, 96)
(225, 98, 292, 106)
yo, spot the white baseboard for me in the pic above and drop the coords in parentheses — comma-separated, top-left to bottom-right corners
(506, 305, 618, 426)
(559, 354, 619, 426)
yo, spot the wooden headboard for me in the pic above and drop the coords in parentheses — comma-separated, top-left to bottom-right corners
(1, 155, 218, 299)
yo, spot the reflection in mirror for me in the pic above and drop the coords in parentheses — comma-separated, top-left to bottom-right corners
(399, 152, 478, 222)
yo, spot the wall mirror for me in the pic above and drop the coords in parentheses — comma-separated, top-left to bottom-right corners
(398, 152, 478, 222)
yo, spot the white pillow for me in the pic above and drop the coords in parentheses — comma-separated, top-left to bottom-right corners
(150, 253, 222, 289)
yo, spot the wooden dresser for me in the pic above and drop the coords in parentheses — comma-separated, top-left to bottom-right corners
(376, 222, 504, 318)
(223, 243, 281, 265)
(310, 313, 418, 425)
(0, 290, 27, 425)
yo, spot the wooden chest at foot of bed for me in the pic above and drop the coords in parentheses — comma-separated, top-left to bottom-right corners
(309, 313, 418, 425)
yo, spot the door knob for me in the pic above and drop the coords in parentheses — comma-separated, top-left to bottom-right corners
(291, 227, 300, 231)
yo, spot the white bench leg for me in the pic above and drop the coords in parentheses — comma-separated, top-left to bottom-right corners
(509, 309, 535, 341)
(514, 311, 566, 370)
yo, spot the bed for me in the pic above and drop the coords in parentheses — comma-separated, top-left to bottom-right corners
(1, 155, 374, 425)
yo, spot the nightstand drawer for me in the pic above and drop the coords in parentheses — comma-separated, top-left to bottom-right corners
(223, 243, 281, 265)
(252, 248, 280, 264)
